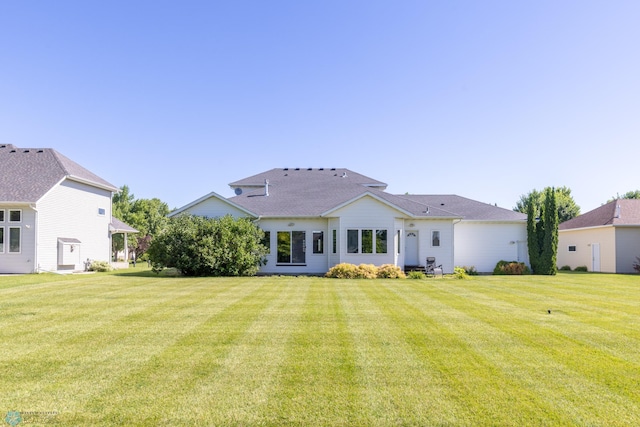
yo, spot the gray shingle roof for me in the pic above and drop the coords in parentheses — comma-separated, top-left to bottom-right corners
(0, 144, 118, 203)
(226, 168, 521, 220)
(559, 199, 640, 230)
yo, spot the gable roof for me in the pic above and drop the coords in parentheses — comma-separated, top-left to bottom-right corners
(559, 199, 640, 230)
(399, 194, 527, 221)
(0, 144, 118, 203)
(168, 191, 257, 218)
(223, 168, 518, 220)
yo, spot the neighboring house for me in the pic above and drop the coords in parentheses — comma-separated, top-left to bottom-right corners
(558, 199, 640, 273)
(0, 144, 127, 273)
(170, 168, 528, 274)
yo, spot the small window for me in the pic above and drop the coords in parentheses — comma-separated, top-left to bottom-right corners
(347, 229, 359, 254)
(0, 227, 4, 253)
(9, 227, 20, 253)
(98, 207, 106, 216)
(0, 210, 4, 222)
(9, 210, 21, 222)
(568, 245, 577, 252)
(261, 231, 271, 254)
(432, 230, 440, 247)
(332, 230, 337, 254)
(313, 231, 324, 254)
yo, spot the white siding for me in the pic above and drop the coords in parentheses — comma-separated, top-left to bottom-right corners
(454, 221, 527, 273)
(178, 196, 250, 219)
(0, 206, 37, 273)
(36, 180, 113, 272)
(405, 219, 455, 273)
(257, 218, 329, 274)
(331, 196, 406, 268)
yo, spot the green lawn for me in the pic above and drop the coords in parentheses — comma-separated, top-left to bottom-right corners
(1, 270, 639, 426)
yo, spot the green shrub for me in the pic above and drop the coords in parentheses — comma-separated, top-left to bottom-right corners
(575, 265, 588, 272)
(326, 263, 360, 279)
(147, 214, 268, 277)
(453, 266, 470, 279)
(559, 265, 572, 271)
(88, 260, 113, 272)
(357, 264, 379, 279)
(377, 264, 406, 279)
(459, 266, 478, 276)
(493, 260, 531, 275)
(407, 271, 426, 280)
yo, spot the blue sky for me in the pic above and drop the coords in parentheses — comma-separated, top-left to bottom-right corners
(2, 1, 639, 213)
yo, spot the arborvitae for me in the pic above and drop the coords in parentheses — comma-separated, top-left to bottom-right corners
(526, 201, 540, 273)
(526, 187, 559, 275)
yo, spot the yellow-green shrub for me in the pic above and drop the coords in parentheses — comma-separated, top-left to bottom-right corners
(377, 264, 406, 279)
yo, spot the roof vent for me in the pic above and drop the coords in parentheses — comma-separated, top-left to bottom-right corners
(24, 150, 30, 153)
(341, 172, 348, 178)
(264, 179, 269, 196)
(9, 150, 16, 153)
(615, 204, 621, 219)
(37, 150, 44, 153)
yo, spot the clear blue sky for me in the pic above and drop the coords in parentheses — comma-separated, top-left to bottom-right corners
(2, 1, 639, 213)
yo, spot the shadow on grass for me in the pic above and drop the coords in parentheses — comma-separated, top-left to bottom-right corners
(110, 267, 183, 278)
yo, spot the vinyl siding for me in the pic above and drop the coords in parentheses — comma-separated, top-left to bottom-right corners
(36, 179, 113, 272)
(454, 221, 528, 273)
(0, 206, 36, 273)
(405, 218, 455, 273)
(557, 227, 616, 272)
(615, 227, 640, 273)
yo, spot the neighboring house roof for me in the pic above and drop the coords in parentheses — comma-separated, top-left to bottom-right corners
(400, 194, 527, 221)
(168, 191, 257, 218)
(0, 144, 118, 203)
(220, 168, 520, 220)
(110, 217, 139, 233)
(559, 199, 640, 230)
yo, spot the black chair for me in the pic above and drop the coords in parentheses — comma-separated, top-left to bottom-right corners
(425, 257, 443, 277)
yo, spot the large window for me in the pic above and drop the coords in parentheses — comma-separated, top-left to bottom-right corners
(347, 229, 388, 254)
(277, 231, 306, 264)
(9, 227, 20, 253)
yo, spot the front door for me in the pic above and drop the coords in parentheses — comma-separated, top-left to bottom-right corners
(405, 231, 419, 266)
(591, 243, 601, 272)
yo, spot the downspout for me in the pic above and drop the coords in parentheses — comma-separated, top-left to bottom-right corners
(30, 203, 39, 273)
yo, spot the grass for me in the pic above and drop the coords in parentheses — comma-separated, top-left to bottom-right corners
(1, 269, 639, 426)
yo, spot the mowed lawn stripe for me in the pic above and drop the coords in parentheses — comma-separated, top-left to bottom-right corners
(265, 280, 362, 426)
(337, 281, 466, 426)
(71, 277, 277, 425)
(164, 278, 311, 426)
(393, 280, 640, 425)
(361, 281, 567, 426)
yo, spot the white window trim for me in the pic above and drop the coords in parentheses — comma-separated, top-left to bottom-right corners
(8, 209, 22, 223)
(346, 228, 388, 254)
(431, 230, 441, 247)
(8, 226, 21, 254)
(98, 207, 106, 216)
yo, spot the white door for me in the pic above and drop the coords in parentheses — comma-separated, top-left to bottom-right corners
(591, 243, 601, 272)
(405, 231, 419, 265)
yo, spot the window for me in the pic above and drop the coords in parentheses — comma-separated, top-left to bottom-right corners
(9, 227, 20, 253)
(313, 231, 324, 254)
(332, 230, 337, 254)
(277, 231, 305, 264)
(9, 210, 21, 222)
(261, 231, 271, 253)
(0, 210, 4, 222)
(432, 230, 440, 247)
(396, 230, 401, 254)
(98, 207, 106, 216)
(568, 245, 576, 252)
(0, 228, 4, 253)
(347, 229, 388, 254)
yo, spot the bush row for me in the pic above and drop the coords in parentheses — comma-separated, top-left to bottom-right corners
(325, 263, 405, 279)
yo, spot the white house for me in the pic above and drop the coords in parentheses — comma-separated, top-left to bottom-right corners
(171, 168, 528, 274)
(0, 144, 130, 273)
(558, 199, 640, 273)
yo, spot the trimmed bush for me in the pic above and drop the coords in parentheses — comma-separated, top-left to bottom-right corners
(377, 264, 406, 279)
(453, 266, 470, 280)
(575, 265, 588, 272)
(326, 263, 360, 279)
(459, 265, 478, 276)
(559, 265, 572, 271)
(88, 260, 113, 272)
(357, 264, 379, 279)
(407, 271, 426, 280)
(493, 260, 531, 275)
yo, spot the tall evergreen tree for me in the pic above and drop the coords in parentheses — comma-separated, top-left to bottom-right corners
(526, 187, 558, 275)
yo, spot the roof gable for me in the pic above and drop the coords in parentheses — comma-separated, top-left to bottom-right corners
(559, 199, 640, 230)
(0, 145, 117, 203)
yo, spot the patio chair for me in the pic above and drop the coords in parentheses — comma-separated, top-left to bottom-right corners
(425, 257, 443, 277)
